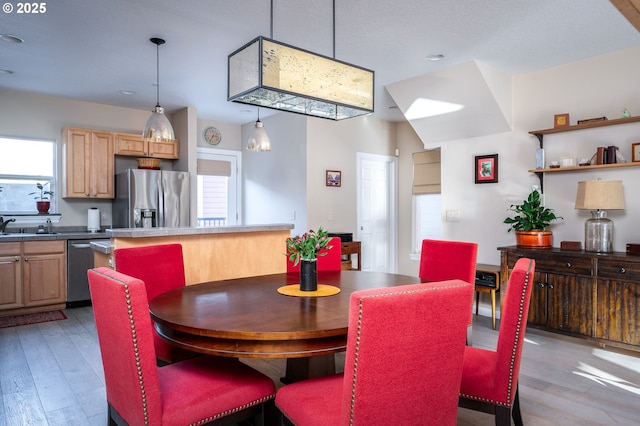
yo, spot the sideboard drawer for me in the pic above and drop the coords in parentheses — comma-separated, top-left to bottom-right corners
(597, 259, 640, 282)
(506, 251, 592, 275)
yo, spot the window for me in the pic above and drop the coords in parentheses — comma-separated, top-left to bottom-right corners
(196, 148, 241, 226)
(415, 193, 442, 248)
(412, 149, 441, 254)
(0, 137, 57, 213)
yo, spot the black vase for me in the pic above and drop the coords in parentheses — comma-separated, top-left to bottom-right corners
(299, 259, 318, 292)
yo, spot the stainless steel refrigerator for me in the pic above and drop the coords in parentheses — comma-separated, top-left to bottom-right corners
(113, 169, 190, 228)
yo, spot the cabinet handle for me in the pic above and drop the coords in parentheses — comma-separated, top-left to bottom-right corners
(86, 193, 90, 197)
(620, 267, 626, 274)
(548, 284, 554, 289)
(24, 257, 29, 262)
(565, 262, 571, 268)
(538, 282, 545, 288)
(15, 256, 19, 262)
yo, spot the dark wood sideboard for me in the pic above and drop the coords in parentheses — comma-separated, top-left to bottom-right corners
(500, 246, 640, 352)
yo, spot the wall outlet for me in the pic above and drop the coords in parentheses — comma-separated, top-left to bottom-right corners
(446, 209, 460, 222)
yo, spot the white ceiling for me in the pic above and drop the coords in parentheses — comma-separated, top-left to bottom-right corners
(1, 0, 639, 124)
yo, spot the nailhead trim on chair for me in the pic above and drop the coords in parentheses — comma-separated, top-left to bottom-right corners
(349, 282, 471, 424)
(122, 283, 151, 425)
(191, 394, 274, 426)
(459, 263, 532, 408)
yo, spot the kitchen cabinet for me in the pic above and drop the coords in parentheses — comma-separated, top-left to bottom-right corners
(0, 240, 66, 315)
(63, 127, 115, 199)
(114, 132, 179, 159)
(0, 243, 21, 310)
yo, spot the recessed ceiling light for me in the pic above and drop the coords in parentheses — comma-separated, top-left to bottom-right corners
(426, 53, 445, 61)
(119, 90, 136, 95)
(0, 69, 14, 74)
(0, 34, 24, 43)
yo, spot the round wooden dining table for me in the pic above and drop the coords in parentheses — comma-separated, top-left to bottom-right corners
(149, 270, 421, 381)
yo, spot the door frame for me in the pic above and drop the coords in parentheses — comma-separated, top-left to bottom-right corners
(196, 147, 242, 225)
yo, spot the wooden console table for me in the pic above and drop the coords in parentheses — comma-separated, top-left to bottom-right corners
(500, 246, 640, 352)
(340, 241, 361, 271)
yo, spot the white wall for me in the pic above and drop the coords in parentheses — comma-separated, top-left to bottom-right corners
(241, 113, 308, 234)
(414, 45, 640, 271)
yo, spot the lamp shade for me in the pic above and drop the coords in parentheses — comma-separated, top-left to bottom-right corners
(574, 180, 625, 210)
(228, 37, 374, 120)
(247, 119, 271, 152)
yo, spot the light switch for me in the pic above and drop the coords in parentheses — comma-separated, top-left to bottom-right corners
(446, 210, 460, 222)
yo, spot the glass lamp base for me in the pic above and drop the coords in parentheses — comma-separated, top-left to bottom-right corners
(584, 210, 613, 253)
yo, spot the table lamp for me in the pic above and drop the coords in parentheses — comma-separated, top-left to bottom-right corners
(574, 180, 625, 253)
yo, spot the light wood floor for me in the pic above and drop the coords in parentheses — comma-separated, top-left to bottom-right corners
(0, 307, 638, 425)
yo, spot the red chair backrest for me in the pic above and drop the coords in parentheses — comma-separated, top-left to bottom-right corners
(419, 239, 478, 284)
(114, 243, 186, 301)
(286, 237, 342, 272)
(341, 280, 473, 425)
(494, 257, 536, 404)
(88, 267, 163, 425)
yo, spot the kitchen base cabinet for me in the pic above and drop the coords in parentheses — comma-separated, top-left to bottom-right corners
(500, 246, 638, 352)
(0, 243, 21, 310)
(0, 241, 66, 317)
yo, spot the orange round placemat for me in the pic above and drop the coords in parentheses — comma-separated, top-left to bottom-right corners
(277, 284, 341, 297)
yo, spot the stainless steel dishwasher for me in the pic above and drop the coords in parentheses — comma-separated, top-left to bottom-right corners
(67, 239, 107, 308)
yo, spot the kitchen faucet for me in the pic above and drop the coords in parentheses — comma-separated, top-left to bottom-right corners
(0, 217, 16, 233)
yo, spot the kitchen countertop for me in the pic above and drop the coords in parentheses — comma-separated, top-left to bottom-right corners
(0, 230, 109, 242)
(106, 223, 294, 238)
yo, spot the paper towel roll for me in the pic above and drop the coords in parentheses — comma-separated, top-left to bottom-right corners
(88, 207, 100, 232)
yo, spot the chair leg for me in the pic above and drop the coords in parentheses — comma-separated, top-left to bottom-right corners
(490, 289, 496, 330)
(475, 291, 480, 315)
(494, 405, 511, 426)
(512, 385, 523, 426)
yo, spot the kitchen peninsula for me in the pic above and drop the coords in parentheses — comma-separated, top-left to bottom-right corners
(93, 224, 294, 285)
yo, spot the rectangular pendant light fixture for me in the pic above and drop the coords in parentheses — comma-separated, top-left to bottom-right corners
(228, 36, 374, 120)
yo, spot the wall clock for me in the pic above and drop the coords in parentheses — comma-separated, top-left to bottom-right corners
(203, 126, 222, 145)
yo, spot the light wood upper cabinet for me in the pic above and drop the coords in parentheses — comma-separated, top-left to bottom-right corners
(63, 127, 115, 199)
(114, 132, 179, 159)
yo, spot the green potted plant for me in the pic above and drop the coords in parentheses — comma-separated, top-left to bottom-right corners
(29, 182, 53, 214)
(503, 188, 562, 248)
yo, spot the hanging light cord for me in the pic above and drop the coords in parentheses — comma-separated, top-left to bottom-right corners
(270, 0, 273, 38)
(333, 0, 336, 58)
(155, 41, 160, 107)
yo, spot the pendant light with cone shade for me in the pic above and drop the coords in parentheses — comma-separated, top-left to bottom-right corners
(143, 37, 175, 143)
(247, 108, 271, 152)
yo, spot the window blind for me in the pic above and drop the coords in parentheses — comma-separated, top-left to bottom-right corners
(412, 150, 441, 195)
(197, 159, 231, 177)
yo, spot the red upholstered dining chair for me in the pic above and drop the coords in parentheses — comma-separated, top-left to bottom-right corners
(419, 238, 477, 343)
(88, 267, 276, 426)
(275, 280, 474, 426)
(286, 237, 342, 272)
(419, 238, 478, 284)
(114, 243, 198, 365)
(458, 257, 536, 426)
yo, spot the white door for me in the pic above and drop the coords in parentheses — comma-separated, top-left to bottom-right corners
(357, 153, 397, 272)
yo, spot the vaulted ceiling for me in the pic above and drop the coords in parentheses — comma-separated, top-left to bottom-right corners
(1, 0, 638, 124)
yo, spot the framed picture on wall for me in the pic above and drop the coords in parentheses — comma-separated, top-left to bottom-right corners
(632, 143, 640, 162)
(326, 170, 341, 187)
(475, 154, 498, 184)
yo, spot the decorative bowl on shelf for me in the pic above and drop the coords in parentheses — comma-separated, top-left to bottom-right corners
(137, 158, 161, 170)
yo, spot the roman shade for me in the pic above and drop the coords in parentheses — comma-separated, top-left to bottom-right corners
(412, 150, 441, 195)
(197, 159, 231, 177)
